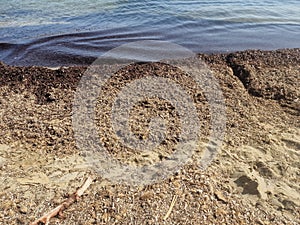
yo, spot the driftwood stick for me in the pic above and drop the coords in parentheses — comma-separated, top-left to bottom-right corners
(30, 176, 93, 225)
(163, 195, 177, 220)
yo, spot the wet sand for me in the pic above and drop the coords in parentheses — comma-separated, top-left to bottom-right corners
(0, 49, 299, 224)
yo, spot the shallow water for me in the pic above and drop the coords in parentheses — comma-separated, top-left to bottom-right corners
(0, 0, 299, 66)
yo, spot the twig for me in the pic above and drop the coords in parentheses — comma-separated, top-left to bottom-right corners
(30, 176, 93, 225)
(163, 195, 177, 220)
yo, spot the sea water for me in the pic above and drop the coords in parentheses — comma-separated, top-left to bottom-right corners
(0, 0, 299, 66)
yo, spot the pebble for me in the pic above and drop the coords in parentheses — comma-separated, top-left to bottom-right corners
(18, 205, 28, 214)
(214, 191, 227, 203)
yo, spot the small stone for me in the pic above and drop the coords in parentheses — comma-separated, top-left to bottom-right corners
(18, 205, 28, 214)
(214, 191, 227, 203)
(173, 180, 181, 188)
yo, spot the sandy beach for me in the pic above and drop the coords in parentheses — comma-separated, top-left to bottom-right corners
(0, 48, 299, 224)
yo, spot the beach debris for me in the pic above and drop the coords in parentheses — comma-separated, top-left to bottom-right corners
(30, 176, 93, 225)
(163, 194, 178, 220)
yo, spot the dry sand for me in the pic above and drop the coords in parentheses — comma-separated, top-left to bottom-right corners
(0, 49, 299, 224)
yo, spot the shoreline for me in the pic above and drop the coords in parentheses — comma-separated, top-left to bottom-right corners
(1, 47, 299, 67)
(0, 48, 299, 224)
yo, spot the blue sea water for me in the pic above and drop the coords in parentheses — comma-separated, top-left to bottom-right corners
(0, 0, 299, 66)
